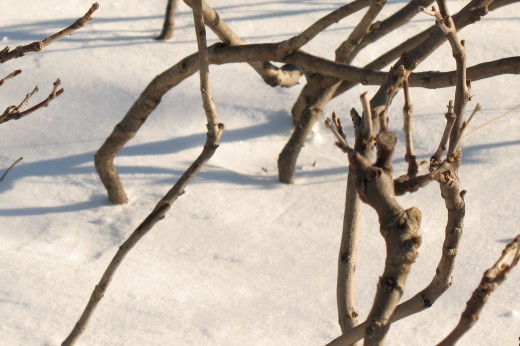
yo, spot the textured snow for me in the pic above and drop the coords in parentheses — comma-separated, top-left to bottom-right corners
(0, 1, 519, 345)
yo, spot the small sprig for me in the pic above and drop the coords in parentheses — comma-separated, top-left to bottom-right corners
(419, 5, 455, 35)
(325, 111, 352, 154)
(0, 79, 64, 124)
(0, 3, 99, 64)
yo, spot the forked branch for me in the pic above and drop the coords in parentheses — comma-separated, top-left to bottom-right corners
(0, 79, 64, 125)
(326, 100, 422, 345)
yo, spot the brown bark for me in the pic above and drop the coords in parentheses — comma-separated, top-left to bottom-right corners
(62, 1, 223, 344)
(438, 235, 520, 345)
(0, 3, 99, 63)
(156, 0, 179, 40)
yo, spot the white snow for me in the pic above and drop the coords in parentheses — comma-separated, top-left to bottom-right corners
(0, 1, 519, 345)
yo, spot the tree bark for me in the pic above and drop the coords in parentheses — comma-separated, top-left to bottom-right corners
(156, 0, 179, 40)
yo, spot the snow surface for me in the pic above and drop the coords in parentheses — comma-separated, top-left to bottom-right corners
(0, 1, 519, 345)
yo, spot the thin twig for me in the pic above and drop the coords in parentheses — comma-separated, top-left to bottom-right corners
(61, 1, 223, 345)
(462, 103, 520, 139)
(0, 79, 64, 125)
(0, 69, 22, 87)
(277, 0, 376, 55)
(325, 112, 353, 154)
(0, 3, 99, 64)
(0, 157, 23, 181)
(430, 101, 456, 166)
(438, 235, 520, 346)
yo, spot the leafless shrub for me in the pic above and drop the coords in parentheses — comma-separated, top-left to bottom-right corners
(62, 0, 519, 345)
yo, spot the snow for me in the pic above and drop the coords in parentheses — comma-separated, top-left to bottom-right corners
(0, 1, 519, 345)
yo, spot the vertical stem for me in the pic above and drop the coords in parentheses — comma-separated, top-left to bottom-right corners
(156, 0, 179, 40)
(61, 3, 223, 345)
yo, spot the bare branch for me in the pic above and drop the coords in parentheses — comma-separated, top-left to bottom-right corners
(192, 0, 221, 137)
(356, 0, 435, 53)
(183, 0, 302, 88)
(409, 57, 520, 88)
(325, 112, 353, 154)
(62, 1, 224, 345)
(431, 101, 456, 166)
(156, 0, 179, 40)
(438, 235, 520, 346)
(277, 0, 377, 55)
(0, 3, 99, 64)
(462, 103, 520, 139)
(94, 0, 518, 202)
(355, 0, 507, 112)
(0, 79, 64, 125)
(0, 157, 23, 182)
(0, 69, 22, 87)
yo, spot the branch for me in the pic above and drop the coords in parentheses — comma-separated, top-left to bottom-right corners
(462, 103, 519, 139)
(0, 79, 64, 125)
(335, 0, 512, 101)
(277, 0, 377, 55)
(278, 0, 385, 185)
(93, 0, 519, 202)
(327, 107, 422, 345)
(0, 69, 22, 87)
(355, 0, 435, 53)
(0, 3, 99, 64)
(156, 0, 179, 40)
(183, 0, 302, 88)
(325, 112, 353, 154)
(409, 57, 520, 88)
(0, 157, 23, 181)
(438, 235, 520, 346)
(61, 2, 224, 344)
(292, 0, 433, 124)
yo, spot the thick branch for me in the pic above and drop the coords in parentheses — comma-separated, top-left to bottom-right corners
(0, 3, 99, 63)
(94, 0, 519, 203)
(369, 0, 498, 116)
(183, 0, 301, 88)
(156, 0, 179, 40)
(62, 2, 223, 344)
(334, 0, 515, 98)
(279, 0, 385, 185)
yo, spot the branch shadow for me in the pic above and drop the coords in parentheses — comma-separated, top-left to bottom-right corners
(0, 109, 291, 194)
(1, 138, 518, 216)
